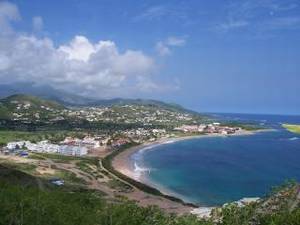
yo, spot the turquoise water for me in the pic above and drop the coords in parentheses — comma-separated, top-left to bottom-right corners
(131, 114, 300, 206)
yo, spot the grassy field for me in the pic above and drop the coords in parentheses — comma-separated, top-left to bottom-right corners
(0, 130, 46, 145)
(282, 124, 300, 134)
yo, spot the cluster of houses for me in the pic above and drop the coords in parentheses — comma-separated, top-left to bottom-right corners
(10, 101, 200, 129)
(3, 121, 243, 158)
(174, 123, 241, 135)
(9, 100, 62, 122)
(119, 128, 168, 143)
(60, 136, 109, 148)
(59, 105, 195, 125)
(111, 138, 130, 147)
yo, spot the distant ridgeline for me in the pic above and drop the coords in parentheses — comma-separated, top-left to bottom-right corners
(0, 94, 208, 132)
(0, 94, 65, 119)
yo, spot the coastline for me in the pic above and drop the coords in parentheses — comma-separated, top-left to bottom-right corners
(113, 129, 259, 183)
(110, 129, 262, 214)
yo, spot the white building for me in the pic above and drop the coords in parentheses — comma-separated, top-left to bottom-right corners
(6, 140, 88, 156)
(6, 141, 27, 150)
(58, 145, 87, 156)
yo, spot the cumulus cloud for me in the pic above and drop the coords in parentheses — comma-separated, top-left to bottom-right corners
(155, 36, 186, 56)
(0, 2, 176, 98)
(58, 36, 97, 62)
(0, 33, 154, 98)
(0, 1, 20, 34)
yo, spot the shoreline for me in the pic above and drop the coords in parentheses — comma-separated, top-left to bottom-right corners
(110, 129, 264, 213)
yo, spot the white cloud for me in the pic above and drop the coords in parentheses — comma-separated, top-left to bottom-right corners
(135, 5, 168, 21)
(216, 20, 249, 32)
(32, 16, 43, 31)
(166, 36, 186, 46)
(0, 2, 176, 98)
(155, 41, 171, 56)
(215, 0, 299, 34)
(133, 4, 191, 23)
(58, 36, 97, 62)
(0, 33, 155, 98)
(155, 36, 186, 56)
(0, 1, 20, 34)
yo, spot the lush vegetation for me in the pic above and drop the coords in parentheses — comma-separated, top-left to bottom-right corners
(283, 123, 300, 134)
(0, 94, 64, 121)
(1, 94, 65, 110)
(0, 174, 300, 225)
(0, 94, 208, 133)
(0, 180, 210, 225)
(0, 131, 299, 225)
(221, 121, 264, 131)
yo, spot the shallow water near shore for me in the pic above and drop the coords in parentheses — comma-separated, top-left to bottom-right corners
(131, 114, 300, 206)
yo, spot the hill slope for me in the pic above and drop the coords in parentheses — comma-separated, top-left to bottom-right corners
(83, 98, 199, 115)
(283, 123, 300, 134)
(0, 82, 92, 105)
(0, 94, 65, 120)
(0, 94, 207, 132)
(0, 94, 202, 119)
(0, 83, 195, 115)
(0, 165, 299, 225)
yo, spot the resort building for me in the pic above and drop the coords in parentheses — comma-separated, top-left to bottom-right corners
(6, 140, 88, 156)
(58, 145, 88, 156)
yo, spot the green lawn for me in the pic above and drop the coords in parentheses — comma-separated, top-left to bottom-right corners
(0, 131, 44, 146)
(282, 124, 300, 134)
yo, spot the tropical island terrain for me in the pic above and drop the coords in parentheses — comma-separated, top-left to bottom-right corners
(283, 124, 300, 134)
(1, 0, 300, 223)
(0, 94, 299, 225)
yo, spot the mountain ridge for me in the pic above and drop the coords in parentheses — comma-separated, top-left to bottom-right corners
(0, 83, 198, 115)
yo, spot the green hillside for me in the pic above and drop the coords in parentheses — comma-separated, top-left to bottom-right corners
(283, 123, 300, 134)
(0, 94, 65, 120)
(1, 94, 65, 110)
(0, 165, 299, 225)
(0, 94, 208, 131)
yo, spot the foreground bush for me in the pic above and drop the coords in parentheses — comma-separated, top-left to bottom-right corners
(0, 180, 299, 225)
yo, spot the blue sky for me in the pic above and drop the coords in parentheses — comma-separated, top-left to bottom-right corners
(1, 0, 300, 115)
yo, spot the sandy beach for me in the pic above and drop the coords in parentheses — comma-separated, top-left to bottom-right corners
(111, 129, 257, 214)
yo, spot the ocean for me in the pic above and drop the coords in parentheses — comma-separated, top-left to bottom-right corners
(131, 114, 300, 206)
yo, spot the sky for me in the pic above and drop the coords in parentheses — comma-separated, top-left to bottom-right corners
(0, 0, 299, 115)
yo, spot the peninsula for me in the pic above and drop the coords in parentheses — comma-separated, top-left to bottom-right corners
(283, 123, 300, 134)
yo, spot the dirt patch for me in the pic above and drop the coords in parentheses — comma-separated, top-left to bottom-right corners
(36, 167, 56, 175)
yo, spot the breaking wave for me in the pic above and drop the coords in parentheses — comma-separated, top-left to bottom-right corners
(289, 137, 299, 141)
(132, 162, 153, 180)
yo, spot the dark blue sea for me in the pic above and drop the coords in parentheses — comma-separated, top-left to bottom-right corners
(131, 114, 300, 206)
